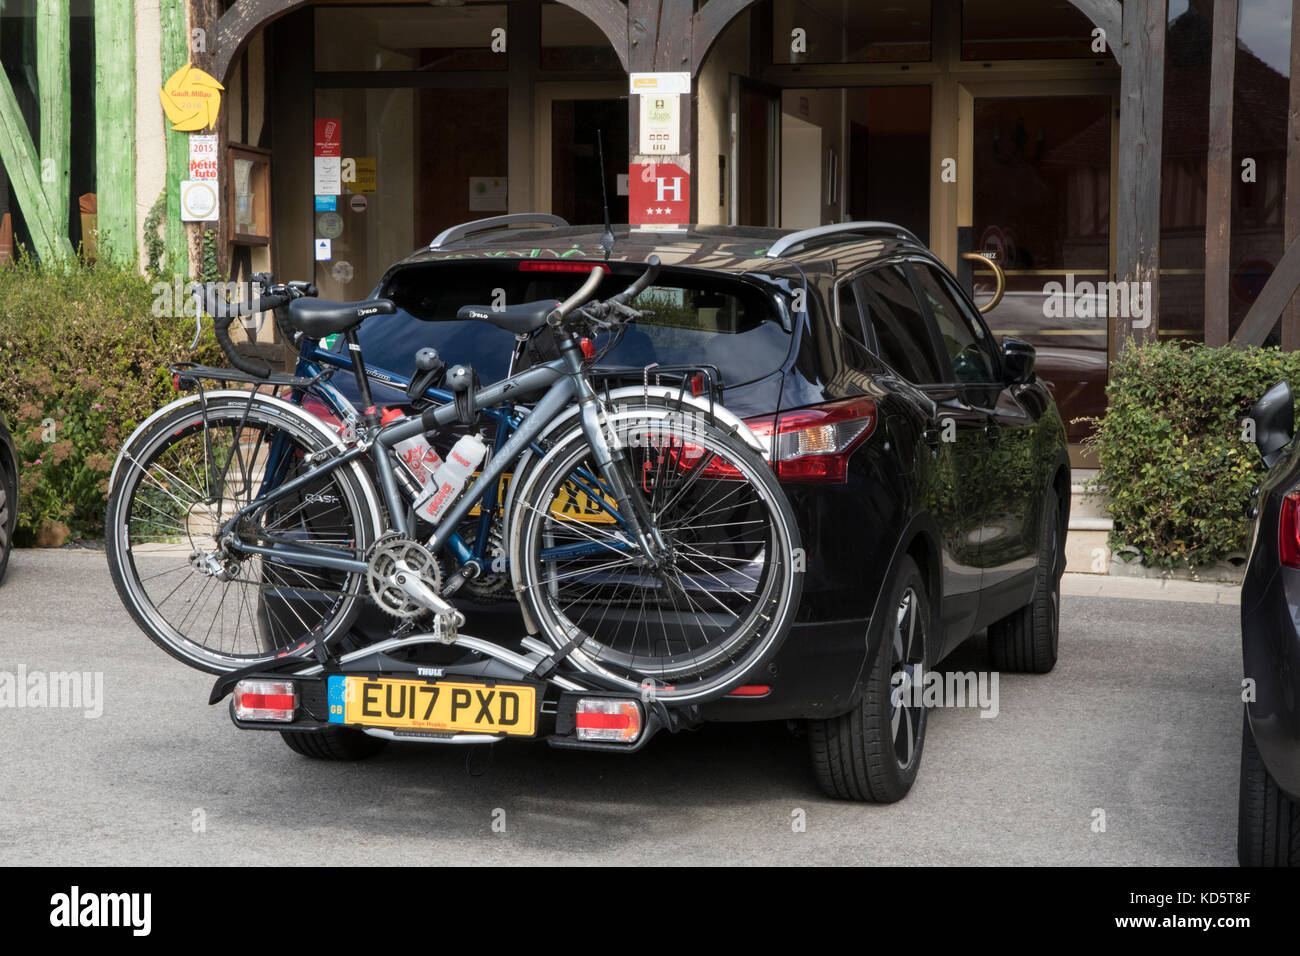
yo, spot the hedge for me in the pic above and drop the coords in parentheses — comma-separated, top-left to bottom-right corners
(0, 257, 221, 545)
(1086, 341, 1300, 568)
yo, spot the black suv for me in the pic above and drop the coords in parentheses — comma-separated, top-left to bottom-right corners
(321, 219, 1071, 802)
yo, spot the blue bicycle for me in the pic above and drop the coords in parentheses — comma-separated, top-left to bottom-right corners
(105, 258, 803, 703)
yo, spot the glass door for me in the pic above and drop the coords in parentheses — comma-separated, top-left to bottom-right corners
(966, 92, 1115, 446)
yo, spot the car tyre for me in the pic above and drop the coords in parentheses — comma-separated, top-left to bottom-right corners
(281, 727, 388, 761)
(988, 492, 1062, 674)
(808, 555, 929, 803)
(0, 451, 15, 585)
(1238, 709, 1300, 866)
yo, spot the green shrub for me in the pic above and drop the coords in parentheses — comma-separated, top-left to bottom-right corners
(0, 255, 221, 544)
(1086, 340, 1300, 567)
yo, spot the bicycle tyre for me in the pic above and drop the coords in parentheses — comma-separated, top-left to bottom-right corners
(106, 393, 381, 674)
(510, 405, 802, 703)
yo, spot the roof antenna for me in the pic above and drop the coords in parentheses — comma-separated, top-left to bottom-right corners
(596, 128, 615, 261)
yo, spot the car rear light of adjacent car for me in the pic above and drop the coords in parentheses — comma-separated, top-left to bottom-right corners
(1279, 492, 1300, 568)
(233, 680, 298, 722)
(301, 393, 343, 432)
(742, 397, 877, 483)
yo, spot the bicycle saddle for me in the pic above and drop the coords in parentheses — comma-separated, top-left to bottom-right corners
(286, 297, 396, 338)
(457, 300, 557, 335)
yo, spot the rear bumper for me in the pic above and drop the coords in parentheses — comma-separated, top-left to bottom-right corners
(699, 618, 871, 722)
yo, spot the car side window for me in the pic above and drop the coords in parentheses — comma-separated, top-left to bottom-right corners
(909, 262, 998, 385)
(858, 264, 943, 384)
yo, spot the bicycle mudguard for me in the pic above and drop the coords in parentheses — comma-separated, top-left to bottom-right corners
(108, 389, 385, 539)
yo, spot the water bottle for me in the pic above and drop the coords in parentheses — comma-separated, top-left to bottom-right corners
(415, 433, 488, 526)
(381, 407, 443, 486)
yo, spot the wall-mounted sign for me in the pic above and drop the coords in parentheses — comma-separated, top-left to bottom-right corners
(188, 134, 218, 180)
(316, 211, 344, 240)
(331, 260, 355, 284)
(350, 157, 377, 194)
(314, 156, 341, 196)
(315, 195, 337, 212)
(639, 94, 679, 155)
(179, 180, 219, 221)
(160, 64, 224, 131)
(314, 119, 342, 157)
(629, 162, 689, 231)
(349, 194, 368, 213)
(629, 72, 690, 95)
(315, 238, 332, 261)
(469, 177, 507, 211)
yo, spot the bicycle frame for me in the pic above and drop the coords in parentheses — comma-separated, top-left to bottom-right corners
(218, 330, 643, 579)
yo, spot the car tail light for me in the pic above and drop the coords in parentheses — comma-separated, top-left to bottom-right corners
(743, 397, 877, 483)
(233, 680, 298, 722)
(575, 698, 643, 743)
(1280, 492, 1300, 568)
(519, 260, 598, 273)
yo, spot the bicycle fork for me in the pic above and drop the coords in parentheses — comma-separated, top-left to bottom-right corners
(561, 337, 668, 569)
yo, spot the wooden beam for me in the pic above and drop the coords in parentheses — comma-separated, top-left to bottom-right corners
(557, 0, 629, 73)
(193, 0, 228, 278)
(37, 0, 70, 248)
(1232, 235, 1300, 348)
(0, 66, 71, 261)
(1284, 0, 1300, 350)
(1066, 0, 1124, 66)
(690, 0, 761, 75)
(1113, 0, 1166, 349)
(214, 0, 312, 85)
(93, 0, 136, 266)
(1204, 0, 1237, 347)
(160, 0, 189, 276)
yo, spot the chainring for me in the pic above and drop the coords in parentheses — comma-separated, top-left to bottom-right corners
(365, 534, 443, 618)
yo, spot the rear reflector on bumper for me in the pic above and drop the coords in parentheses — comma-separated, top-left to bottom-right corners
(575, 698, 643, 743)
(725, 685, 771, 698)
(233, 680, 298, 722)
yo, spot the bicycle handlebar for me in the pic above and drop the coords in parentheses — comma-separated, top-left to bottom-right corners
(547, 256, 663, 332)
(209, 275, 317, 379)
(612, 255, 661, 305)
(548, 266, 607, 325)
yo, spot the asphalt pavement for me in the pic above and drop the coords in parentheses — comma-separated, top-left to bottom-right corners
(0, 549, 1243, 865)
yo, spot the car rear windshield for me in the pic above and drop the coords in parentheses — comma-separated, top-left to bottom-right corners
(355, 261, 791, 387)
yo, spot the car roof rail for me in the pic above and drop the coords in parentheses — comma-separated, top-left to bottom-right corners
(428, 213, 570, 250)
(765, 221, 921, 260)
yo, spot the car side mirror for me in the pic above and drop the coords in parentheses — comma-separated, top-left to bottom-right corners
(1250, 381, 1295, 468)
(1001, 337, 1035, 385)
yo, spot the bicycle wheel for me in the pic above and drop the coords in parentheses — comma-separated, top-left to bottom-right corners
(106, 393, 381, 673)
(511, 406, 802, 703)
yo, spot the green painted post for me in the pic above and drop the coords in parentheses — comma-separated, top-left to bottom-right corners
(93, 0, 137, 266)
(159, 0, 189, 277)
(0, 67, 72, 262)
(37, 0, 71, 250)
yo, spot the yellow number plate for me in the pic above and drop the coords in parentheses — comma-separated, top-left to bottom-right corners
(468, 473, 616, 524)
(327, 676, 536, 736)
